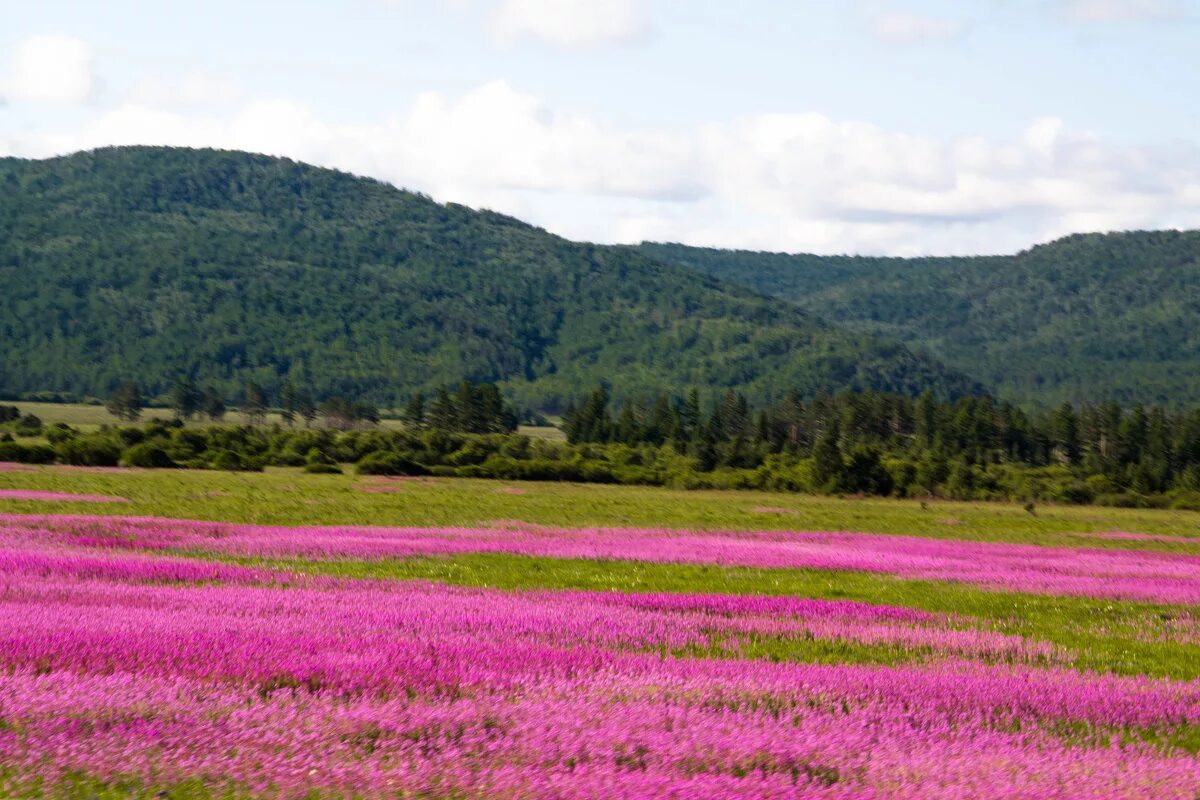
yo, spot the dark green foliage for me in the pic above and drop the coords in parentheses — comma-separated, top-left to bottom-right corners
(402, 393, 426, 428)
(56, 434, 121, 467)
(170, 377, 202, 420)
(0, 441, 55, 464)
(106, 381, 142, 421)
(202, 387, 226, 421)
(637, 232, 1200, 407)
(242, 383, 267, 426)
(0, 146, 975, 408)
(279, 381, 298, 427)
(120, 441, 177, 468)
(11, 414, 42, 437)
(415, 383, 516, 434)
(356, 451, 429, 476)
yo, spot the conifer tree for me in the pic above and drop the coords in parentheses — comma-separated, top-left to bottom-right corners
(106, 381, 143, 422)
(202, 387, 226, 421)
(242, 383, 267, 426)
(170, 377, 201, 421)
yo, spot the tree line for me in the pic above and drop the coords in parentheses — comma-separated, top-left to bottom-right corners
(563, 386, 1200, 501)
(102, 379, 517, 435)
(7, 383, 1200, 508)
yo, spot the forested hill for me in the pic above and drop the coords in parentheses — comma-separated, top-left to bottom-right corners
(638, 232, 1200, 408)
(0, 146, 977, 409)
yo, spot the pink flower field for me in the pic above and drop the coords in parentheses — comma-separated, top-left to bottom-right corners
(7, 512, 1200, 603)
(1, 513, 1199, 798)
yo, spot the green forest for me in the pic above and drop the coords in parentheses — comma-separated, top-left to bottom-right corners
(638, 232, 1200, 408)
(0, 146, 973, 410)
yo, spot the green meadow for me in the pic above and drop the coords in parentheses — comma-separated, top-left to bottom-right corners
(2, 463, 1198, 548)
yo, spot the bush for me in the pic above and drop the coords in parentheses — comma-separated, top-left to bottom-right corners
(45, 423, 78, 444)
(356, 451, 429, 476)
(303, 462, 342, 474)
(1167, 490, 1200, 511)
(56, 435, 121, 467)
(13, 414, 43, 436)
(120, 442, 177, 468)
(0, 441, 56, 464)
(1054, 481, 1095, 505)
(209, 449, 263, 472)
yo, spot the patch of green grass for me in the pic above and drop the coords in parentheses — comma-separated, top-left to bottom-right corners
(2, 465, 1200, 551)
(0, 772, 252, 800)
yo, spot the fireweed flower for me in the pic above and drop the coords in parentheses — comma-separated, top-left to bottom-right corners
(0, 520, 1198, 797)
(5, 513, 1200, 603)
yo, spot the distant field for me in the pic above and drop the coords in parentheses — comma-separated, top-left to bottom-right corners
(1, 462, 1199, 547)
(8, 400, 565, 441)
(3, 464, 1200, 796)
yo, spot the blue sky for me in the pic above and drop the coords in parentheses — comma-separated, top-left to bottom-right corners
(3, 0, 1199, 255)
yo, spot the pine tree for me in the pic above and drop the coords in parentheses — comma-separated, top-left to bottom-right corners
(694, 420, 719, 472)
(296, 389, 317, 427)
(429, 387, 457, 431)
(106, 381, 143, 422)
(680, 389, 701, 441)
(242, 382, 268, 426)
(170, 377, 201, 421)
(616, 403, 640, 444)
(1050, 401, 1080, 465)
(280, 381, 298, 427)
(812, 421, 843, 491)
(202, 387, 226, 421)
(402, 393, 426, 428)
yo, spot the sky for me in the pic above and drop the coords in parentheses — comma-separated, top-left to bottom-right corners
(2, 0, 1199, 256)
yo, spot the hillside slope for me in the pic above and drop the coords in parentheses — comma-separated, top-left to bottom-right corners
(0, 146, 977, 409)
(638, 232, 1200, 407)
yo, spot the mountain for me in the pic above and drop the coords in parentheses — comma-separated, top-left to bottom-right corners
(638, 232, 1200, 408)
(0, 146, 977, 410)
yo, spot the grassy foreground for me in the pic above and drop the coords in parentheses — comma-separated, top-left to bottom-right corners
(2, 463, 1200, 549)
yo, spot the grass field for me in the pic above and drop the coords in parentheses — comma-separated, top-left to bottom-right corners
(2, 463, 1200, 797)
(7, 401, 565, 441)
(2, 462, 1199, 547)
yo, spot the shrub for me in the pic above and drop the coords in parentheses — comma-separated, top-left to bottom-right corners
(56, 435, 121, 467)
(305, 447, 336, 466)
(1167, 490, 1200, 511)
(0, 441, 56, 464)
(356, 451, 429, 476)
(303, 462, 342, 474)
(45, 423, 77, 444)
(13, 414, 43, 436)
(120, 442, 177, 468)
(209, 450, 263, 472)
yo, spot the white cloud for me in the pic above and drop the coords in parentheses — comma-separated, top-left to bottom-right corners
(866, 12, 966, 45)
(1057, 0, 1186, 22)
(127, 72, 243, 111)
(2, 34, 95, 104)
(490, 0, 652, 48)
(8, 72, 1200, 256)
